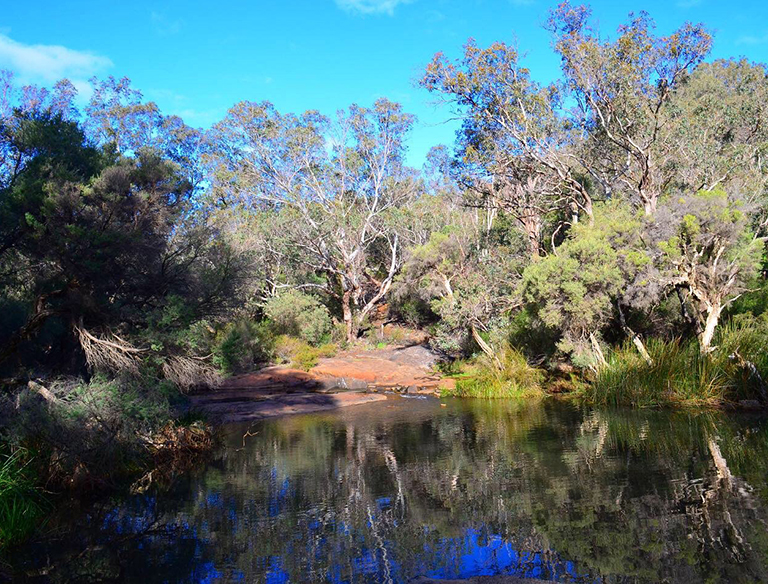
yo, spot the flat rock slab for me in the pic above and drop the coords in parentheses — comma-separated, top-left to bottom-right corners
(212, 367, 322, 394)
(190, 344, 451, 424)
(190, 390, 388, 424)
(312, 345, 453, 392)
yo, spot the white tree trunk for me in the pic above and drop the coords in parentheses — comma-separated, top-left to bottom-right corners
(471, 325, 502, 370)
(589, 332, 608, 371)
(631, 335, 653, 366)
(698, 302, 722, 355)
(342, 289, 355, 344)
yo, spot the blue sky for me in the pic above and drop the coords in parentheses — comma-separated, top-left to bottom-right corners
(2, 0, 768, 165)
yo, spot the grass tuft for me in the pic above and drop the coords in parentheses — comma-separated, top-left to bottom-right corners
(274, 335, 338, 371)
(442, 346, 545, 399)
(585, 318, 768, 408)
(0, 449, 46, 549)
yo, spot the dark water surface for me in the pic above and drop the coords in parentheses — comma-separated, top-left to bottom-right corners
(14, 397, 768, 583)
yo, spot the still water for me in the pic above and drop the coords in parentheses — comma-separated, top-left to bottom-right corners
(16, 397, 768, 583)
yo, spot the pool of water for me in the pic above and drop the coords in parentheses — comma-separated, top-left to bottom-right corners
(12, 397, 768, 583)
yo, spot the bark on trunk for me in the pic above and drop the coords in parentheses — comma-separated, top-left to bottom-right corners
(643, 196, 657, 216)
(0, 291, 64, 366)
(441, 274, 454, 303)
(589, 332, 608, 371)
(677, 287, 703, 337)
(583, 195, 594, 225)
(471, 325, 502, 370)
(699, 302, 722, 355)
(708, 437, 732, 486)
(631, 335, 653, 366)
(521, 215, 541, 260)
(342, 289, 355, 344)
(617, 304, 653, 365)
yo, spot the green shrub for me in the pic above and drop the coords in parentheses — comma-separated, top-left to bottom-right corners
(213, 321, 274, 375)
(264, 291, 332, 345)
(507, 308, 559, 362)
(729, 278, 768, 318)
(2, 376, 179, 490)
(316, 343, 338, 358)
(442, 346, 545, 399)
(273, 336, 337, 371)
(293, 345, 321, 371)
(389, 296, 436, 327)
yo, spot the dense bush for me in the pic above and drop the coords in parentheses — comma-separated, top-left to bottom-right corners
(0, 376, 180, 489)
(213, 321, 275, 375)
(264, 291, 332, 346)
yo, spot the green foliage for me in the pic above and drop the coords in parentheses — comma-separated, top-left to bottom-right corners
(586, 318, 768, 407)
(388, 296, 436, 328)
(521, 202, 647, 362)
(586, 339, 719, 408)
(0, 449, 46, 548)
(2, 376, 181, 489)
(264, 290, 332, 345)
(213, 321, 274, 375)
(507, 307, 560, 362)
(273, 335, 337, 371)
(729, 277, 768, 318)
(442, 346, 545, 399)
(655, 190, 762, 280)
(395, 224, 523, 357)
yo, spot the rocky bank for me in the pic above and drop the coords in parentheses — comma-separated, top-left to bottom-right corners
(190, 344, 454, 423)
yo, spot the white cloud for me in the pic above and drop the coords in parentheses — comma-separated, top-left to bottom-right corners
(0, 33, 112, 84)
(335, 0, 414, 16)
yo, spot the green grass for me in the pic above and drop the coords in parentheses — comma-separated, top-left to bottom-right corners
(441, 346, 545, 399)
(0, 449, 47, 548)
(585, 318, 768, 408)
(274, 335, 338, 371)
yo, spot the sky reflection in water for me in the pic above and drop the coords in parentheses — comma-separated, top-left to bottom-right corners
(19, 398, 768, 583)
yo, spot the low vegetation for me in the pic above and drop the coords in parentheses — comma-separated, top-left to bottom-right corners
(586, 318, 768, 408)
(273, 335, 338, 371)
(442, 346, 545, 399)
(0, 449, 46, 548)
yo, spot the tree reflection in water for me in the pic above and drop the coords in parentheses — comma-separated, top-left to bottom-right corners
(13, 398, 768, 583)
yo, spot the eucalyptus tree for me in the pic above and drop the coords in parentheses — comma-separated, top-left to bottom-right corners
(421, 39, 591, 257)
(667, 59, 768, 222)
(84, 76, 206, 190)
(547, 2, 712, 215)
(207, 98, 420, 342)
(84, 76, 163, 154)
(396, 220, 524, 359)
(649, 190, 763, 354)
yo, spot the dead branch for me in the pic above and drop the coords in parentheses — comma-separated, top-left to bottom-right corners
(162, 355, 223, 392)
(75, 326, 146, 375)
